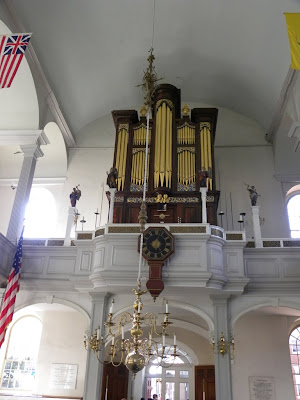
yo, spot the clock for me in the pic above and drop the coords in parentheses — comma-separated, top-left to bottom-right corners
(142, 227, 174, 261)
(139, 227, 174, 299)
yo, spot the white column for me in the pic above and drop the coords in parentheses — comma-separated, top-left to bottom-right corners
(84, 292, 109, 400)
(108, 188, 117, 224)
(251, 206, 263, 248)
(6, 144, 44, 242)
(210, 295, 233, 400)
(64, 207, 77, 246)
(200, 187, 208, 224)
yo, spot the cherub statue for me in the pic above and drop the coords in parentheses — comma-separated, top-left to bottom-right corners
(199, 167, 212, 188)
(106, 167, 118, 189)
(155, 194, 163, 203)
(70, 185, 81, 207)
(245, 183, 260, 206)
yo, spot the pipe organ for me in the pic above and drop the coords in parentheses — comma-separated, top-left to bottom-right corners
(111, 84, 219, 224)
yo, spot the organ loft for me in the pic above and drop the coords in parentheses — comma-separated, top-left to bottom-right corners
(110, 82, 220, 225)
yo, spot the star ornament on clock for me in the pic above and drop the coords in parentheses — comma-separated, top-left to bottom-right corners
(142, 227, 174, 261)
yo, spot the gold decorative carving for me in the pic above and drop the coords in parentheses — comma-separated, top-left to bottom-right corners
(226, 233, 243, 240)
(246, 241, 255, 248)
(170, 226, 206, 233)
(95, 228, 105, 237)
(211, 228, 224, 238)
(283, 240, 300, 247)
(108, 226, 140, 233)
(206, 196, 215, 202)
(47, 240, 64, 246)
(23, 239, 46, 246)
(263, 241, 280, 247)
(77, 233, 93, 240)
(115, 196, 124, 203)
(182, 103, 190, 116)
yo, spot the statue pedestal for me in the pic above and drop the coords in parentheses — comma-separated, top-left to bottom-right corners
(64, 207, 76, 246)
(251, 206, 263, 248)
(108, 188, 117, 224)
(200, 187, 208, 224)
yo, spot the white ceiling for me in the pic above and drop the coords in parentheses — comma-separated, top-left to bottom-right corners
(9, 0, 300, 137)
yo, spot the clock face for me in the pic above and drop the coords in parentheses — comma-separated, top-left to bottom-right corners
(142, 228, 174, 261)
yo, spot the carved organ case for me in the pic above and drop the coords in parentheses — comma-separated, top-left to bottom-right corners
(111, 84, 219, 224)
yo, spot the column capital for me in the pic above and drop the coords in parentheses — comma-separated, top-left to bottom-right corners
(0, 129, 49, 146)
(89, 291, 110, 303)
(210, 294, 231, 305)
(20, 143, 44, 158)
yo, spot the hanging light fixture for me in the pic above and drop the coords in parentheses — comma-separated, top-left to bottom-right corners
(84, 283, 177, 376)
(84, 0, 177, 376)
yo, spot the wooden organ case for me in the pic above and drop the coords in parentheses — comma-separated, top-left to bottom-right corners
(111, 84, 220, 224)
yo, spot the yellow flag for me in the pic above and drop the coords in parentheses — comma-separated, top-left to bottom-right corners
(285, 13, 300, 70)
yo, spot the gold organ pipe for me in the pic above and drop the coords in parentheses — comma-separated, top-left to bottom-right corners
(200, 128, 204, 169)
(117, 129, 124, 191)
(165, 107, 170, 187)
(115, 130, 122, 188)
(193, 153, 196, 182)
(131, 152, 135, 184)
(154, 105, 161, 188)
(134, 152, 138, 184)
(138, 150, 143, 185)
(121, 129, 127, 190)
(203, 127, 208, 170)
(187, 151, 191, 184)
(177, 153, 180, 183)
(160, 102, 166, 186)
(167, 106, 172, 187)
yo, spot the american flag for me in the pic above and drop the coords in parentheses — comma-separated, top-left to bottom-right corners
(0, 33, 32, 89)
(0, 228, 24, 348)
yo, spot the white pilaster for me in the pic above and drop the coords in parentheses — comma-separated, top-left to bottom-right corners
(64, 207, 77, 246)
(6, 144, 44, 242)
(84, 292, 109, 400)
(200, 187, 208, 224)
(108, 188, 117, 224)
(251, 206, 263, 248)
(210, 295, 233, 400)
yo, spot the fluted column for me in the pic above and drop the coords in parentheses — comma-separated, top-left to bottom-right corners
(210, 295, 233, 400)
(84, 292, 109, 400)
(6, 144, 44, 242)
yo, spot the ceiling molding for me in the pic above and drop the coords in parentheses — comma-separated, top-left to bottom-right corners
(266, 68, 299, 143)
(3, 0, 76, 148)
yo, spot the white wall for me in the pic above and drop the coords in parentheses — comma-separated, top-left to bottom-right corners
(35, 310, 88, 397)
(232, 314, 295, 400)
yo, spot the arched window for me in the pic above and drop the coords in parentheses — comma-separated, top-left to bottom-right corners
(0, 316, 42, 391)
(287, 192, 300, 238)
(24, 187, 57, 238)
(289, 326, 300, 399)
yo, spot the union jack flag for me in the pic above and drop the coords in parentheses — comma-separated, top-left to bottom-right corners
(0, 228, 24, 348)
(0, 33, 32, 89)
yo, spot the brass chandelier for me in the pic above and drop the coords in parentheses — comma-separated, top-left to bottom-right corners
(84, 282, 177, 376)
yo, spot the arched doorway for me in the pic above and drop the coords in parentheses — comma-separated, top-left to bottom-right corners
(144, 347, 194, 400)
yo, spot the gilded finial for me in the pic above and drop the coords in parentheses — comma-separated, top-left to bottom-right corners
(136, 47, 163, 110)
(182, 103, 190, 116)
(140, 105, 147, 117)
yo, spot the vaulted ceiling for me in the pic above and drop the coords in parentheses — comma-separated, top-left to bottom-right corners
(8, 0, 300, 137)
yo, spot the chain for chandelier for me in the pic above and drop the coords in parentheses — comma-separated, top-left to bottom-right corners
(84, 0, 177, 377)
